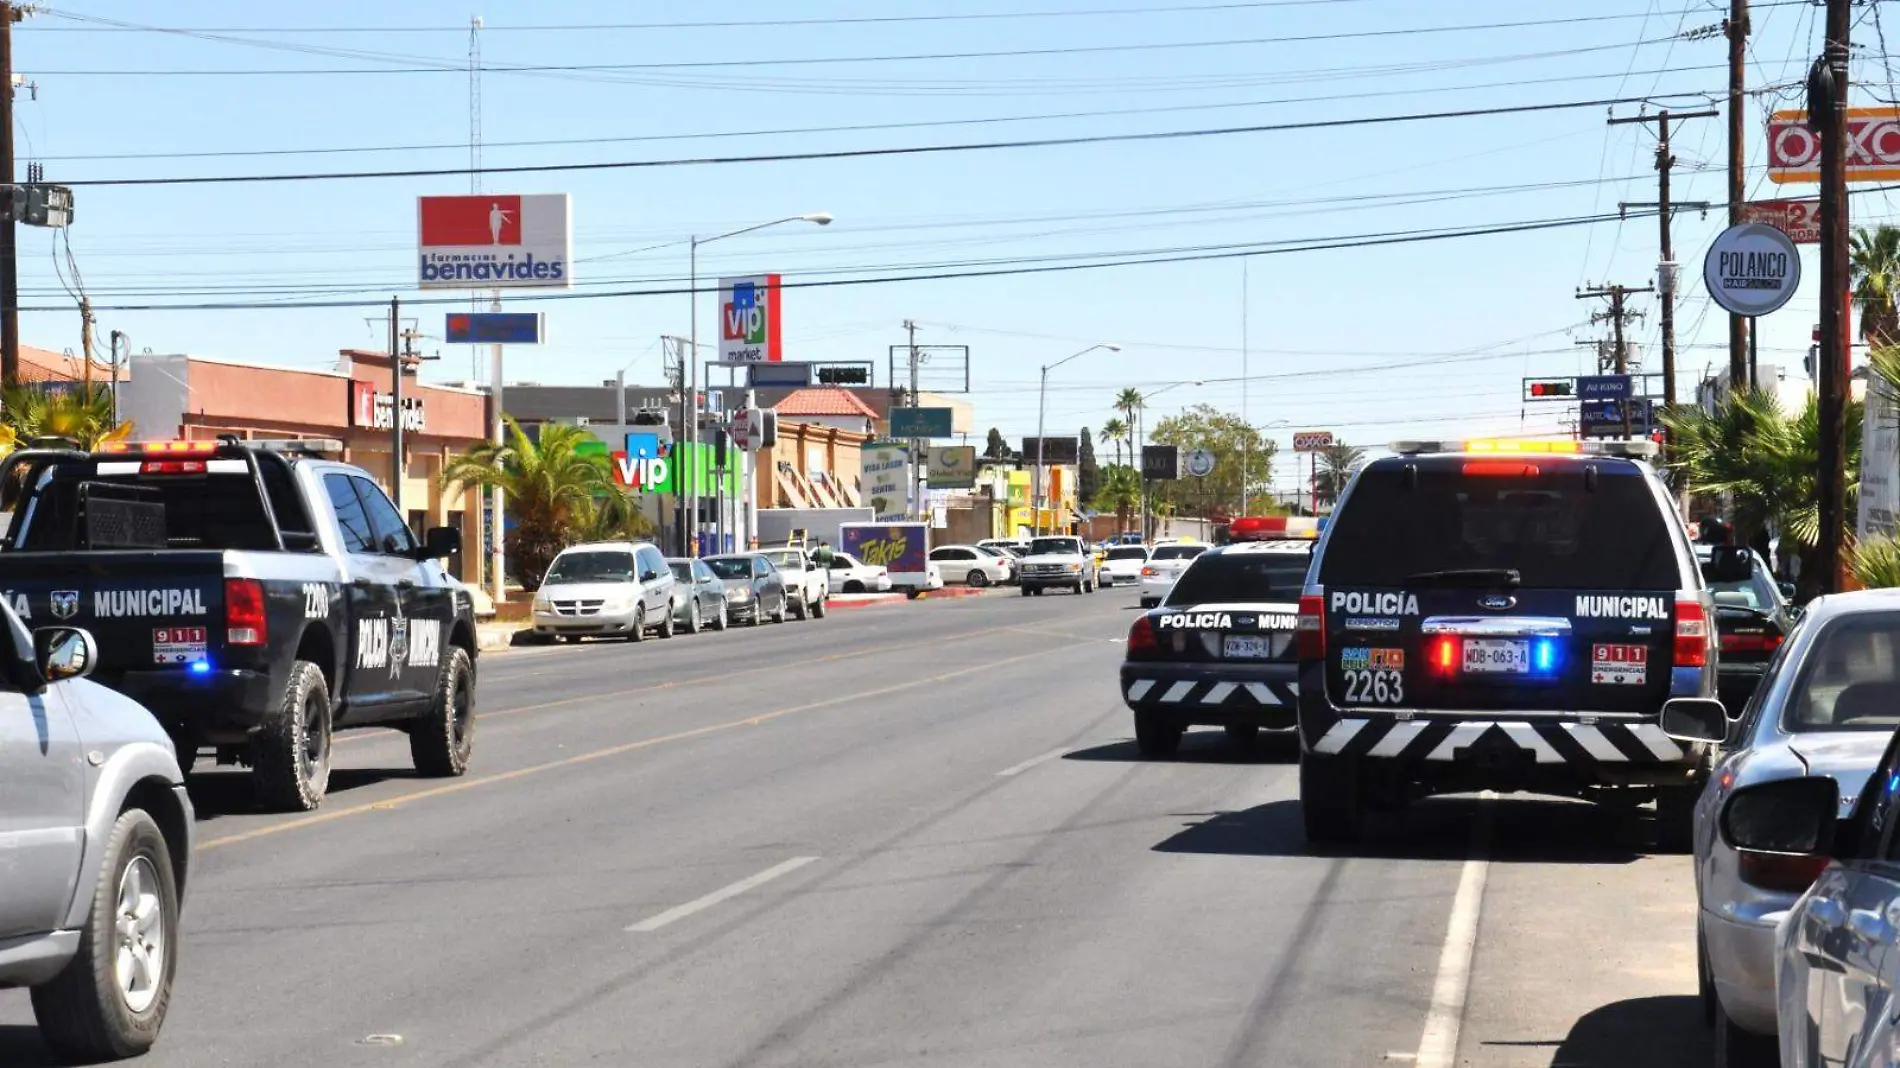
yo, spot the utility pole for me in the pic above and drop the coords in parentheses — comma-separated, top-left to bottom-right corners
(390, 296, 403, 513)
(1578, 283, 1653, 436)
(666, 335, 688, 555)
(1727, 0, 1751, 390)
(107, 328, 124, 424)
(0, 2, 22, 391)
(904, 319, 923, 523)
(1613, 107, 1716, 414)
(1816, 0, 1851, 595)
(78, 296, 93, 395)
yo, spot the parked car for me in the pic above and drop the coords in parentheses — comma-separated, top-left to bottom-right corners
(971, 543, 1019, 583)
(929, 544, 1012, 587)
(534, 542, 678, 643)
(761, 548, 828, 619)
(0, 605, 194, 1062)
(978, 538, 1029, 558)
(820, 551, 891, 594)
(667, 557, 729, 633)
(1696, 544, 1799, 712)
(704, 554, 788, 625)
(1098, 545, 1152, 587)
(1139, 542, 1210, 608)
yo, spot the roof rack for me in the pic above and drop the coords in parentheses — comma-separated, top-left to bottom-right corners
(1389, 438, 1659, 459)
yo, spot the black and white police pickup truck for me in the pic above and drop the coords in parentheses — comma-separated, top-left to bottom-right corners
(1294, 438, 1720, 850)
(1120, 518, 1319, 756)
(0, 437, 478, 811)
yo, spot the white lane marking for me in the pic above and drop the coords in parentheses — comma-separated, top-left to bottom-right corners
(1368, 720, 1429, 759)
(1562, 723, 1626, 762)
(1498, 722, 1563, 764)
(1627, 722, 1686, 761)
(1312, 718, 1367, 754)
(626, 857, 819, 933)
(1126, 679, 1156, 701)
(1203, 681, 1238, 705)
(1159, 680, 1195, 704)
(1414, 792, 1493, 1068)
(997, 747, 1071, 778)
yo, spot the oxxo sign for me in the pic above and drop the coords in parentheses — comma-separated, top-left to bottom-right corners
(1768, 107, 1900, 184)
(1292, 430, 1334, 453)
(1703, 222, 1801, 318)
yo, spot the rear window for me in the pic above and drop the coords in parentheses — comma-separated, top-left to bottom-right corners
(1165, 551, 1309, 606)
(1786, 612, 1900, 732)
(544, 551, 636, 584)
(668, 561, 693, 582)
(1318, 463, 1681, 590)
(764, 551, 804, 571)
(1106, 547, 1149, 561)
(1151, 544, 1207, 562)
(10, 464, 297, 551)
(705, 557, 752, 580)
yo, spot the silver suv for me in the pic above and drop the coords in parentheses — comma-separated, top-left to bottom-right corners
(532, 541, 679, 642)
(0, 605, 193, 1062)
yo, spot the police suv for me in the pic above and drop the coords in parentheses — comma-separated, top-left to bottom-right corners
(1120, 517, 1318, 756)
(0, 438, 478, 811)
(1295, 439, 1718, 849)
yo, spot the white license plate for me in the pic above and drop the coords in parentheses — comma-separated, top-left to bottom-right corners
(1462, 638, 1530, 674)
(1223, 634, 1271, 659)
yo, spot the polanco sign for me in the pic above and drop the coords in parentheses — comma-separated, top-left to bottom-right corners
(1767, 107, 1900, 184)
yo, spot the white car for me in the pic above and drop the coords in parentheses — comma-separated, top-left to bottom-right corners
(820, 551, 892, 594)
(928, 545, 1012, 588)
(1139, 542, 1209, 607)
(978, 538, 1029, 559)
(760, 547, 829, 619)
(1098, 545, 1151, 587)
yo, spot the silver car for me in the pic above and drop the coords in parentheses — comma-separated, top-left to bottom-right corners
(1683, 591, 1896, 1066)
(531, 541, 678, 642)
(668, 557, 729, 633)
(0, 607, 194, 1062)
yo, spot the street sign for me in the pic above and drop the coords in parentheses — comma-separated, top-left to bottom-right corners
(1141, 444, 1179, 480)
(1184, 449, 1217, 478)
(1741, 199, 1821, 243)
(1704, 222, 1802, 317)
(1292, 430, 1334, 452)
(1576, 375, 1632, 400)
(889, 407, 954, 438)
(445, 312, 543, 345)
(746, 362, 812, 389)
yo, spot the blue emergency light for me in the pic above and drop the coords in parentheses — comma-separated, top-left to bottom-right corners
(189, 660, 211, 675)
(1532, 638, 1560, 674)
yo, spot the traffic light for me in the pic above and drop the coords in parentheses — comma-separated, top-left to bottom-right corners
(1523, 379, 1576, 401)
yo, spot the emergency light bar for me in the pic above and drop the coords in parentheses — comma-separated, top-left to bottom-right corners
(97, 441, 220, 456)
(96, 438, 343, 458)
(1228, 515, 1320, 541)
(1389, 438, 1659, 459)
(252, 438, 343, 458)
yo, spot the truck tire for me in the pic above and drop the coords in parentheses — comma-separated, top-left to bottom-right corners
(792, 593, 808, 620)
(1021, 586, 1033, 597)
(252, 660, 332, 812)
(1134, 712, 1183, 757)
(1655, 783, 1699, 854)
(30, 809, 180, 1064)
(1300, 752, 1364, 846)
(812, 593, 827, 618)
(411, 646, 474, 778)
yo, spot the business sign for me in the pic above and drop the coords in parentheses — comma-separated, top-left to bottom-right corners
(840, 524, 927, 575)
(1862, 373, 1900, 540)
(1741, 199, 1821, 243)
(417, 194, 571, 290)
(1767, 107, 1900, 184)
(611, 431, 672, 492)
(861, 443, 910, 522)
(1580, 398, 1656, 436)
(718, 274, 783, 363)
(444, 312, 543, 345)
(890, 407, 953, 438)
(1141, 444, 1179, 481)
(926, 445, 977, 488)
(1704, 223, 1802, 317)
(1292, 430, 1334, 452)
(1577, 375, 1632, 400)
(349, 381, 424, 432)
(1183, 448, 1217, 478)
(1021, 436, 1079, 466)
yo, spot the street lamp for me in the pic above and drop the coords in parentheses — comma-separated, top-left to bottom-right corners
(1032, 343, 1120, 536)
(1134, 379, 1203, 541)
(683, 212, 833, 555)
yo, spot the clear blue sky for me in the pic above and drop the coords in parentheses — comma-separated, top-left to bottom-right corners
(7, 0, 1875, 493)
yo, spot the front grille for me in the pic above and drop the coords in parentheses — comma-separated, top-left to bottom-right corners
(551, 599, 606, 617)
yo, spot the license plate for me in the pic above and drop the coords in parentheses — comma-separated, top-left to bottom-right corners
(1462, 638, 1529, 674)
(1223, 634, 1271, 659)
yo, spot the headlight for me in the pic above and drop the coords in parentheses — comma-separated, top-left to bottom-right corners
(1064, 563, 1083, 572)
(603, 594, 635, 611)
(726, 587, 748, 602)
(533, 593, 551, 610)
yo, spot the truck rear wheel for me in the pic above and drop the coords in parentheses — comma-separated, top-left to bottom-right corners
(811, 593, 827, 618)
(1300, 752, 1364, 846)
(252, 660, 332, 812)
(1134, 712, 1183, 757)
(411, 647, 474, 778)
(1655, 783, 1699, 854)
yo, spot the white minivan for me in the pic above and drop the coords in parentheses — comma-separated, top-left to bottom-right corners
(532, 541, 678, 642)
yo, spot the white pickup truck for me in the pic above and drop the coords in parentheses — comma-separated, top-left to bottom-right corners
(1016, 535, 1099, 596)
(760, 548, 829, 620)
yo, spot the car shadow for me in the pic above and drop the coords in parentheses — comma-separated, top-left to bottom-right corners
(187, 766, 416, 821)
(1064, 732, 1300, 766)
(0, 1025, 55, 1066)
(1153, 795, 1652, 865)
(1527, 995, 1710, 1067)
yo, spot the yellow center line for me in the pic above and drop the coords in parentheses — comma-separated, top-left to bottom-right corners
(201, 641, 1076, 852)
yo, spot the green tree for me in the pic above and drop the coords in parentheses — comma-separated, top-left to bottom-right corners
(1147, 404, 1278, 520)
(1854, 224, 1900, 349)
(1099, 418, 1128, 467)
(440, 418, 625, 590)
(1077, 426, 1100, 505)
(0, 383, 131, 454)
(1093, 464, 1141, 532)
(1314, 441, 1366, 508)
(1113, 388, 1143, 434)
(983, 426, 1010, 460)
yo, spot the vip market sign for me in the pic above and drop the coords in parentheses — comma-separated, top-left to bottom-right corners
(417, 194, 572, 290)
(718, 275, 784, 363)
(1703, 223, 1801, 318)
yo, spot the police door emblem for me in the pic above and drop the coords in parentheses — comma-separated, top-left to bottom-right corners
(49, 590, 79, 620)
(388, 618, 409, 678)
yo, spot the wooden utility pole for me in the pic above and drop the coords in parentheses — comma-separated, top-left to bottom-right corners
(1727, 0, 1751, 390)
(1614, 107, 1717, 413)
(1578, 283, 1653, 436)
(1816, 0, 1852, 594)
(79, 296, 93, 394)
(0, 1, 20, 391)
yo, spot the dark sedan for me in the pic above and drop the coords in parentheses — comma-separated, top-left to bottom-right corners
(668, 557, 729, 633)
(1697, 545, 1797, 710)
(703, 554, 788, 626)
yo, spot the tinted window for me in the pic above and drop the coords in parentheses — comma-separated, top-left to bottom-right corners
(694, 561, 717, 583)
(1107, 547, 1149, 561)
(1030, 537, 1080, 556)
(1784, 612, 1900, 732)
(668, 561, 694, 582)
(705, 557, 751, 580)
(545, 551, 637, 584)
(351, 476, 416, 556)
(754, 557, 776, 576)
(1319, 463, 1679, 590)
(637, 546, 667, 578)
(13, 463, 285, 551)
(1151, 544, 1208, 562)
(325, 474, 374, 554)
(1166, 551, 1310, 606)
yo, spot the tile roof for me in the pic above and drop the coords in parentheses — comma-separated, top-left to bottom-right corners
(773, 386, 879, 419)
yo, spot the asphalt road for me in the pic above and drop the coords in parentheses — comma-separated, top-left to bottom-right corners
(0, 588, 1708, 1068)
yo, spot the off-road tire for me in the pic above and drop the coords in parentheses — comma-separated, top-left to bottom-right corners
(31, 809, 180, 1063)
(252, 659, 331, 811)
(410, 646, 474, 778)
(1134, 712, 1183, 757)
(1300, 752, 1364, 846)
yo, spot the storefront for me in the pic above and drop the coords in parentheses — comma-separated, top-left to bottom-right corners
(118, 349, 490, 582)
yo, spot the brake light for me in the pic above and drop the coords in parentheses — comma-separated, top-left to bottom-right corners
(1461, 461, 1541, 477)
(1721, 632, 1785, 655)
(225, 578, 267, 646)
(1736, 850, 1831, 893)
(1428, 634, 1461, 676)
(1127, 615, 1159, 659)
(140, 460, 206, 475)
(1140, 566, 1159, 577)
(1297, 594, 1325, 659)
(1675, 600, 1710, 667)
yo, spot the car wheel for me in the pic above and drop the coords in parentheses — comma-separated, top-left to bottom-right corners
(713, 603, 729, 631)
(658, 604, 676, 639)
(628, 604, 647, 642)
(251, 659, 331, 812)
(685, 601, 702, 634)
(1021, 585, 1033, 597)
(411, 646, 474, 778)
(1697, 921, 1717, 1028)
(1300, 752, 1364, 846)
(1032, 587, 1046, 597)
(559, 634, 582, 644)
(968, 570, 989, 588)
(844, 580, 864, 594)
(1655, 784, 1698, 854)
(1714, 995, 1778, 1068)
(812, 594, 827, 619)
(30, 809, 180, 1063)
(1134, 712, 1183, 757)
(1140, 598, 1157, 608)
(773, 596, 788, 624)
(792, 594, 809, 621)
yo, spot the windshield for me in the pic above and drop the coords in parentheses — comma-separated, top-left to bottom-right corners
(705, 557, 753, 580)
(1106, 547, 1149, 561)
(544, 551, 636, 584)
(1029, 537, 1081, 556)
(1151, 544, 1208, 562)
(1786, 612, 1900, 732)
(1166, 553, 1309, 606)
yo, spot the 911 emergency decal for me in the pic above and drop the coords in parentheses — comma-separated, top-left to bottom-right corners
(1340, 647, 1406, 704)
(1591, 643, 1648, 685)
(153, 626, 208, 665)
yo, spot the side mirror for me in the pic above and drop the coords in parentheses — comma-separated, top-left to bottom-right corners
(1720, 776, 1840, 854)
(34, 626, 97, 683)
(418, 525, 461, 561)
(1661, 697, 1730, 742)
(641, 570, 659, 583)
(1780, 582, 1798, 600)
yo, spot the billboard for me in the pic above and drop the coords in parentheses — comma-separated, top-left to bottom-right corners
(1862, 373, 1900, 541)
(445, 312, 543, 344)
(718, 274, 783, 363)
(1141, 444, 1179, 480)
(417, 194, 571, 290)
(1741, 199, 1821, 243)
(840, 523, 927, 575)
(1021, 436, 1079, 465)
(1292, 430, 1334, 452)
(890, 407, 953, 438)
(1768, 108, 1900, 184)
(926, 445, 977, 488)
(862, 443, 910, 522)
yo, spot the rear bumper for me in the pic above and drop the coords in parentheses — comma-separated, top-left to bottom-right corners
(1703, 903, 1785, 1037)
(113, 667, 278, 741)
(1121, 662, 1297, 728)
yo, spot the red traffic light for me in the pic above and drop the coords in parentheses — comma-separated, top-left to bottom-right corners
(1527, 380, 1574, 398)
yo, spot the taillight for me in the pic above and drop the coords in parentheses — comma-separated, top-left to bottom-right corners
(141, 460, 206, 475)
(1721, 632, 1785, 655)
(1428, 634, 1461, 677)
(1461, 461, 1541, 477)
(1736, 850, 1831, 893)
(1675, 600, 1710, 667)
(225, 578, 267, 646)
(1127, 615, 1159, 659)
(1140, 566, 1159, 577)
(1296, 594, 1325, 659)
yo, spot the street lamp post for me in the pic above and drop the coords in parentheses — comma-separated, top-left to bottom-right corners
(1032, 343, 1120, 536)
(1134, 379, 1202, 541)
(684, 212, 832, 555)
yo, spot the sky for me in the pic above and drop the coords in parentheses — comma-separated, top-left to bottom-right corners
(4, 0, 1881, 495)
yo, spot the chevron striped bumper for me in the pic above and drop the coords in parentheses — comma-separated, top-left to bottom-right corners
(1120, 664, 1298, 729)
(1301, 713, 1693, 767)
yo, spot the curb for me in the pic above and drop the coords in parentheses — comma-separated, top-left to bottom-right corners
(916, 586, 1004, 600)
(828, 594, 907, 610)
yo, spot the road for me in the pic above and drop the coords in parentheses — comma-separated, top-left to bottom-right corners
(2, 589, 1707, 1067)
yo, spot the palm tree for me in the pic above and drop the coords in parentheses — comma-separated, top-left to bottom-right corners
(0, 383, 131, 454)
(1093, 464, 1141, 532)
(1099, 418, 1128, 467)
(1113, 388, 1143, 430)
(440, 418, 620, 589)
(1314, 441, 1366, 508)
(1854, 224, 1900, 349)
